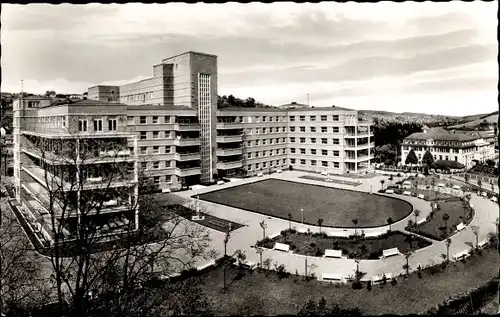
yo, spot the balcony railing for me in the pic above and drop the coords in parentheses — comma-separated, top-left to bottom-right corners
(216, 148, 243, 156)
(216, 135, 243, 143)
(177, 124, 200, 131)
(216, 161, 243, 170)
(22, 125, 136, 137)
(216, 122, 245, 129)
(176, 153, 201, 161)
(175, 138, 201, 146)
(175, 167, 201, 177)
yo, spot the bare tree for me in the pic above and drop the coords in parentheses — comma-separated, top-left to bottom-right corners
(402, 250, 412, 276)
(0, 201, 50, 314)
(317, 218, 323, 234)
(259, 220, 267, 240)
(414, 209, 420, 225)
(21, 128, 213, 316)
(287, 213, 292, 230)
(445, 238, 452, 263)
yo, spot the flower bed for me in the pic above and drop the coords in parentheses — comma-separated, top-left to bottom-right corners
(256, 229, 432, 259)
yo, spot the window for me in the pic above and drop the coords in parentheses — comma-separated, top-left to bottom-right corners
(153, 161, 159, 169)
(262, 116, 267, 122)
(310, 127, 316, 132)
(311, 138, 316, 143)
(290, 137, 295, 143)
(332, 115, 339, 121)
(153, 116, 159, 124)
(282, 149, 286, 154)
(282, 137, 286, 142)
(78, 119, 88, 132)
(140, 132, 147, 140)
(269, 117, 273, 122)
(256, 128, 260, 134)
(300, 148, 306, 154)
(299, 116, 305, 121)
(164, 116, 170, 123)
(290, 116, 295, 121)
(290, 127, 296, 132)
(455, 156, 458, 161)
(332, 127, 339, 133)
(333, 138, 340, 145)
(127, 116, 134, 125)
(282, 127, 286, 132)
(270, 139, 273, 144)
(247, 153, 252, 159)
(333, 162, 340, 168)
(276, 116, 279, 122)
(153, 131, 159, 139)
(321, 127, 327, 133)
(276, 138, 279, 144)
(322, 161, 328, 167)
(153, 177, 160, 186)
(300, 159, 306, 164)
(165, 175, 172, 183)
(153, 146, 159, 154)
(263, 151, 267, 156)
(165, 131, 171, 138)
(310, 115, 316, 121)
(247, 141, 252, 146)
(166, 161, 172, 168)
(140, 116, 147, 124)
(262, 128, 267, 133)
(269, 127, 273, 133)
(270, 161, 274, 166)
(291, 158, 296, 164)
(93, 119, 103, 131)
(333, 151, 339, 157)
(291, 148, 296, 154)
(311, 149, 317, 155)
(263, 139, 267, 145)
(263, 162, 267, 168)
(300, 127, 306, 132)
(140, 147, 147, 154)
(321, 115, 327, 121)
(300, 137, 305, 143)
(255, 152, 259, 157)
(445, 156, 448, 160)
(165, 146, 171, 154)
(256, 163, 260, 169)
(256, 140, 260, 146)
(141, 162, 148, 170)
(311, 160, 317, 166)
(321, 138, 327, 144)
(322, 150, 327, 156)
(108, 118, 117, 131)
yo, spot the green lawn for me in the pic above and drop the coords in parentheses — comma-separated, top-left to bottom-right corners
(413, 200, 472, 241)
(191, 247, 498, 315)
(258, 230, 432, 259)
(198, 179, 413, 227)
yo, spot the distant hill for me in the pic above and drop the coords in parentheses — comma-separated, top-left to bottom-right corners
(358, 110, 460, 118)
(449, 111, 498, 129)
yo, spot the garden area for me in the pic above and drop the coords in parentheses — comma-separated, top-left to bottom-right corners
(168, 204, 245, 233)
(168, 243, 499, 315)
(198, 179, 412, 227)
(256, 229, 432, 259)
(407, 199, 473, 241)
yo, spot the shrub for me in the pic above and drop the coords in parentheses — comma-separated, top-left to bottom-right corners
(352, 280, 363, 289)
(289, 228, 297, 234)
(377, 189, 385, 193)
(309, 242, 316, 248)
(390, 277, 397, 286)
(417, 271, 422, 279)
(368, 250, 382, 259)
(397, 173, 401, 177)
(315, 249, 324, 257)
(276, 264, 290, 279)
(381, 274, 387, 285)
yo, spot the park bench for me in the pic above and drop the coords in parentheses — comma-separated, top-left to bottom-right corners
(324, 249, 342, 258)
(456, 223, 466, 231)
(381, 248, 399, 259)
(321, 273, 344, 283)
(403, 191, 412, 196)
(478, 239, 489, 249)
(385, 189, 394, 194)
(257, 172, 263, 177)
(274, 243, 290, 252)
(268, 232, 281, 239)
(217, 180, 224, 185)
(452, 249, 470, 261)
(372, 273, 393, 285)
(418, 194, 425, 199)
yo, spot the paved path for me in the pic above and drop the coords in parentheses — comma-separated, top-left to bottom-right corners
(172, 171, 499, 281)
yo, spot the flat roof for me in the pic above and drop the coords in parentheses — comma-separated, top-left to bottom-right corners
(126, 105, 194, 111)
(41, 99, 125, 108)
(218, 106, 355, 113)
(162, 51, 218, 61)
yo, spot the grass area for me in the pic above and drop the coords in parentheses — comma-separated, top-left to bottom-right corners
(168, 204, 245, 233)
(198, 179, 412, 228)
(299, 175, 361, 186)
(189, 247, 499, 315)
(411, 200, 472, 241)
(257, 230, 432, 259)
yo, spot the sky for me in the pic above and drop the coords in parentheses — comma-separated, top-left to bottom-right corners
(1, 2, 498, 116)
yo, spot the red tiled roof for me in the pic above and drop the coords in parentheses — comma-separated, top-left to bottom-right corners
(405, 128, 491, 142)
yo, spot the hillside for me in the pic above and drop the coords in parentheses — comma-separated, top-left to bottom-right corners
(450, 111, 498, 129)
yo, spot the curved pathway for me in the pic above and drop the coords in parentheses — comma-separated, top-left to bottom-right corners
(173, 171, 498, 281)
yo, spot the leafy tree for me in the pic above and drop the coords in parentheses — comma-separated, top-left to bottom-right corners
(442, 213, 450, 231)
(287, 213, 293, 230)
(352, 219, 358, 236)
(414, 209, 420, 224)
(422, 151, 434, 167)
(445, 238, 452, 262)
(402, 250, 413, 276)
(471, 225, 479, 250)
(387, 217, 393, 231)
(259, 221, 267, 240)
(405, 149, 418, 167)
(380, 180, 385, 191)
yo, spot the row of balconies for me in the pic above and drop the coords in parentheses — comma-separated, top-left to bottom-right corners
(344, 142, 376, 149)
(344, 154, 375, 162)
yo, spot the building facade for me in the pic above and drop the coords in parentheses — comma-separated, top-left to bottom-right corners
(401, 127, 496, 169)
(13, 97, 139, 246)
(87, 51, 374, 190)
